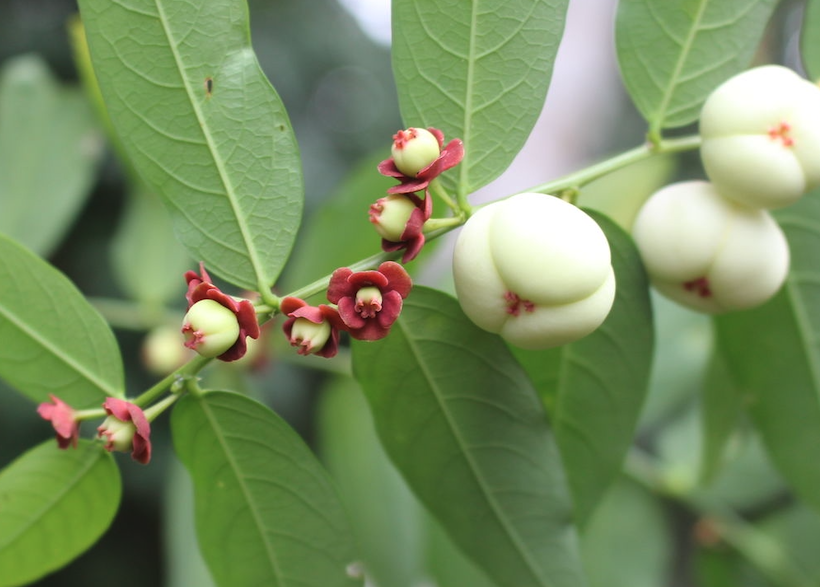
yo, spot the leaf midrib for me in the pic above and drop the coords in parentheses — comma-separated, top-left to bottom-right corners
(457, 0, 479, 199)
(651, 0, 709, 132)
(397, 311, 547, 586)
(153, 0, 269, 291)
(0, 444, 106, 552)
(199, 397, 284, 584)
(0, 300, 118, 399)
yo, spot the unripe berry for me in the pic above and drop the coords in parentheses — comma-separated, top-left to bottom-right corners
(289, 317, 331, 355)
(632, 181, 789, 313)
(391, 128, 441, 176)
(453, 193, 615, 350)
(700, 65, 820, 209)
(370, 193, 417, 241)
(181, 299, 241, 358)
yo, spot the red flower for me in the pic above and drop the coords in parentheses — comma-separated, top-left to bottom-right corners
(327, 261, 412, 341)
(370, 192, 432, 263)
(281, 297, 346, 358)
(378, 127, 464, 194)
(97, 398, 152, 464)
(37, 394, 79, 449)
(184, 263, 260, 361)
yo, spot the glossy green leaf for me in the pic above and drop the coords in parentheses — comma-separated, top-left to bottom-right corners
(78, 0, 303, 292)
(425, 514, 501, 587)
(581, 479, 672, 587)
(171, 391, 362, 587)
(353, 287, 586, 587)
(715, 189, 820, 513)
(317, 376, 427, 587)
(0, 234, 124, 406)
(802, 0, 820, 82)
(513, 211, 654, 526)
(0, 440, 121, 587)
(392, 0, 569, 197)
(699, 350, 742, 484)
(616, 0, 778, 133)
(0, 54, 102, 257)
(111, 184, 190, 306)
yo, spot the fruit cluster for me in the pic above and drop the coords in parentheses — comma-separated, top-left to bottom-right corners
(633, 65, 820, 313)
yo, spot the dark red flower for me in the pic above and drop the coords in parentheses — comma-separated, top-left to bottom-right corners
(97, 398, 151, 465)
(281, 297, 346, 358)
(183, 263, 260, 361)
(378, 127, 464, 194)
(369, 192, 432, 263)
(327, 261, 412, 341)
(37, 394, 79, 449)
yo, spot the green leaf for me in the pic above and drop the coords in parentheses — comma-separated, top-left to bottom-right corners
(317, 375, 427, 587)
(78, 0, 303, 292)
(616, 0, 778, 133)
(581, 479, 672, 587)
(699, 350, 742, 484)
(0, 440, 121, 587)
(111, 184, 190, 306)
(802, 0, 820, 82)
(0, 234, 124, 406)
(352, 287, 586, 587)
(425, 514, 501, 587)
(392, 0, 570, 196)
(171, 391, 362, 587)
(0, 54, 103, 257)
(715, 189, 820, 513)
(513, 211, 654, 526)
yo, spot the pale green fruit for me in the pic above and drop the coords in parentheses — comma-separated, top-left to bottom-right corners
(453, 193, 615, 350)
(370, 193, 417, 241)
(632, 181, 789, 313)
(181, 299, 241, 358)
(391, 127, 440, 176)
(700, 65, 820, 209)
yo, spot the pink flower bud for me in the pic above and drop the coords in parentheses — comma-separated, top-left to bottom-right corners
(37, 394, 79, 449)
(97, 398, 151, 464)
(281, 297, 346, 358)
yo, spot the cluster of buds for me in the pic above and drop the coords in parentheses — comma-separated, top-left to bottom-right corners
(632, 65, 816, 314)
(38, 395, 154, 464)
(281, 261, 412, 357)
(371, 127, 464, 263)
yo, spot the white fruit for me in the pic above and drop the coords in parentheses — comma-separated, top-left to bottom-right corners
(632, 181, 789, 313)
(453, 193, 615, 350)
(700, 65, 820, 209)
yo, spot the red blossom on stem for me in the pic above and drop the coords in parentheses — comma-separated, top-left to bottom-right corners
(37, 394, 80, 449)
(378, 127, 464, 194)
(98, 397, 152, 465)
(281, 297, 346, 358)
(327, 261, 412, 341)
(370, 191, 432, 263)
(184, 263, 260, 361)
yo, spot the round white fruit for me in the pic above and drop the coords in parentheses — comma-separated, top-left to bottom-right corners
(632, 181, 789, 313)
(453, 193, 615, 350)
(700, 65, 820, 209)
